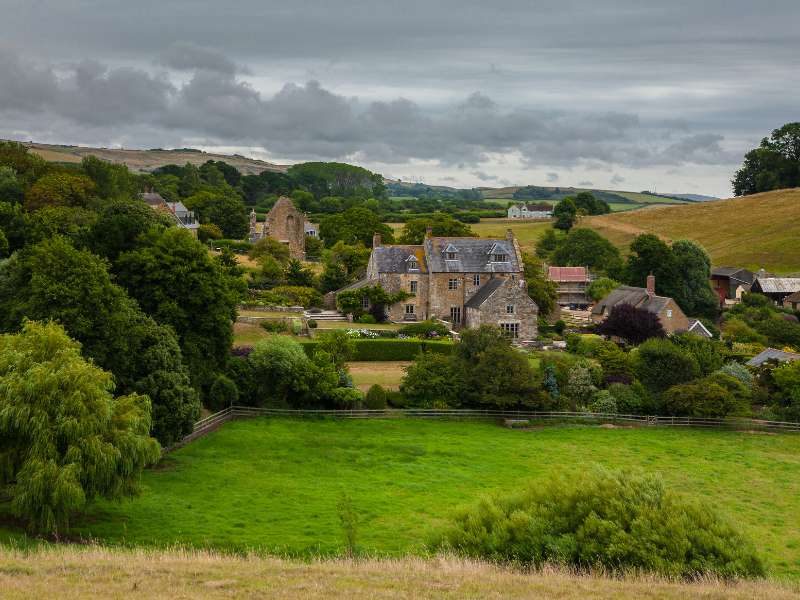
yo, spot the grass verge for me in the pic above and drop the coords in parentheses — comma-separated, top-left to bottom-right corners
(1, 547, 797, 599)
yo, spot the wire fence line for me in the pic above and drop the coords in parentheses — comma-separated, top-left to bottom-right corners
(166, 406, 800, 451)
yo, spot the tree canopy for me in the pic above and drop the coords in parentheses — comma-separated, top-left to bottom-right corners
(115, 228, 245, 392)
(399, 212, 475, 244)
(0, 321, 160, 535)
(733, 122, 800, 196)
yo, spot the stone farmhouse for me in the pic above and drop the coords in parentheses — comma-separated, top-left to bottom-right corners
(547, 266, 590, 308)
(591, 275, 698, 336)
(142, 191, 200, 236)
(507, 202, 553, 219)
(334, 229, 539, 339)
(249, 197, 306, 260)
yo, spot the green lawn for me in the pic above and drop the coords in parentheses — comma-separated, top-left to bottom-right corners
(33, 419, 800, 578)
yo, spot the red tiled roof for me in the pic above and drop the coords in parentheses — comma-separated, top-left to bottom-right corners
(548, 266, 588, 282)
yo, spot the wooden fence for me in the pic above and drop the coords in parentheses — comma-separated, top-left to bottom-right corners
(168, 406, 800, 451)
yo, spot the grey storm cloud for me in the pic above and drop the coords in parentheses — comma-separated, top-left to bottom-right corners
(546, 173, 559, 183)
(471, 171, 499, 182)
(0, 45, 750, 169)
(1, 0, 799, 196)
(158, 42, 240, 75)
(610, 174, 626, 185)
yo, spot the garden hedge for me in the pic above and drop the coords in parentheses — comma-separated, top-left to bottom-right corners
(301, 338, 454, 361)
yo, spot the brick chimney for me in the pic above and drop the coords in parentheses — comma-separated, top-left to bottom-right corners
(425, 226, 433, 238)
(646, 273, 656, 297)
(373, 232, 382, 248)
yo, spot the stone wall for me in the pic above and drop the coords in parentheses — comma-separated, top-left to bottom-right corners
(465, 279, 538, 340)
(659, 298, 690, 334)
(266, 197, 305, 260)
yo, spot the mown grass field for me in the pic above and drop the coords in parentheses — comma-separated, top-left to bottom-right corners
(21, 419, 799, 578)
(2, 547, 798, 600)
(582, 188, 800, 273)
(348, 361, 410, 390)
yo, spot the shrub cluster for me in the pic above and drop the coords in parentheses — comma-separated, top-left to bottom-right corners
(433, 468, 765, 579)
(301, 338, 453, 361)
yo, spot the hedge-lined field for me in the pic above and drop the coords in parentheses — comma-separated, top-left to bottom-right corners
(300, 338, 454, 361)
(50, 419, 800, 578)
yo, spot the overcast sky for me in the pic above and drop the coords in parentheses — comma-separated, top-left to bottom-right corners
(1, 1, 798, 196)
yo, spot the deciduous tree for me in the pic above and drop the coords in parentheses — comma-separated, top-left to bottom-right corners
(0, 321, 160, 535)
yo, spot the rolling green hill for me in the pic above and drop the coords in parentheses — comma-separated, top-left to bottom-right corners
(19, 141, 287, 174)
(582, 188, 800, 273)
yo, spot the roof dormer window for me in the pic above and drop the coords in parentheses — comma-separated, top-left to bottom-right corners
(446, 251, 457, 260)
(444, 243, 458, 261)
(406, 255, 419, 271)
(493, 253, 508, 263)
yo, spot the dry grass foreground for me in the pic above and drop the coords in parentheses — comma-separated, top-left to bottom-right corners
(582, 188, 800, 273)
(2, 547, 798, 600)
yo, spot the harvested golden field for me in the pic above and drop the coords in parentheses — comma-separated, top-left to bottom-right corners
(1, 546, 797, 600)
(582, 188, 800, 273)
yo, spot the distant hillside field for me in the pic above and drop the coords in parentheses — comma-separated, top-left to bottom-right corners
(582, 188, 800, 273)
(19, 141, 287, 174)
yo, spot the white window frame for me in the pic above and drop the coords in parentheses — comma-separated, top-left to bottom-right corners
(410, 280, 418, 293)
(405, 304, 415, 315)
(448, 278, 460, 290)
(493, 253, 508, 263)
(666, 309, 673, 318)
(506, 304, 515, 314)
(473, 274, 480, 286)
(446, 251, 457, 260)
(361, 297, 370, 309)
(500, 323, 519, 338)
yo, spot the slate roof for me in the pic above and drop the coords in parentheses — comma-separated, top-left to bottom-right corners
(753, 278, 800, 294)
(711, 267, 755, 284)
(370, 245, 426, 273)
(464, 277, 506, 309)
(684, 319, 713, 338)
(424, 237, 520, 273)
(548, 266, 589, 282)
(591, 285, 673, 316)
(746, 347, 800, 367)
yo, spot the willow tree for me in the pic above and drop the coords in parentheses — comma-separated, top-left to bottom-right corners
(0, 321, 160, 535)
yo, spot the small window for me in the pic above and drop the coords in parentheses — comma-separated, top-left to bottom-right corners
(450, 306, 462, 324)
(408, 259, 418, 271)
(405, 304, 415, 315)
(506, 304, 515, 314)
(511, 274, 516, 281)
(500, 323, 519, 339)
(361, 296, 370, 309)
(446, 251, 457, 260)
(448, 278, 459, 290)
(666, 309, 673, 318)
(493, 253, 508, 262)
(410, 280, 418, 293)
(473, 274, 480, 286)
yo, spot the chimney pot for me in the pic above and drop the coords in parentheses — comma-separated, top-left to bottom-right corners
(506, 228, 514, 241)
(646, 273, 656, 297)
(372, 232, 382, 248)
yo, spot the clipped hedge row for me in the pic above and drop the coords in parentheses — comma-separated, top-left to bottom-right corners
(300, 338, 454, 361)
